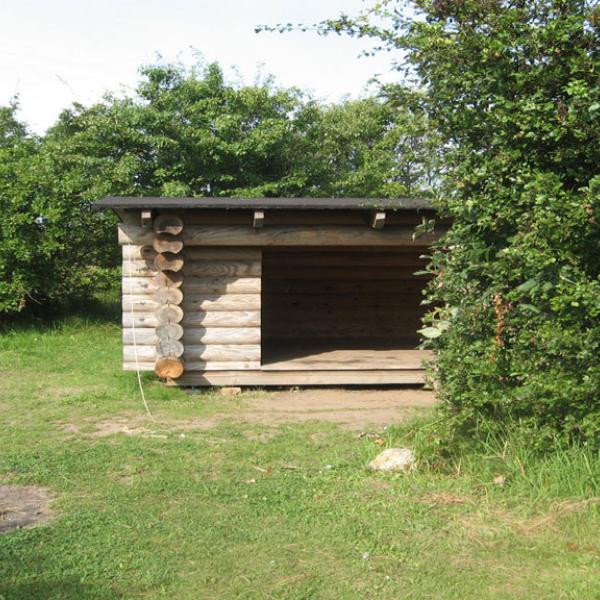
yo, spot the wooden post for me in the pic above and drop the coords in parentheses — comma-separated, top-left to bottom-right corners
(152, 214, 185, 379)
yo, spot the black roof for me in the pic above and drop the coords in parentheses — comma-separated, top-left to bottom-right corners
(93, 196, 434, 211)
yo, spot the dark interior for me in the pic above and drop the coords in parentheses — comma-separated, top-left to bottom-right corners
(261, 247, 431, 370)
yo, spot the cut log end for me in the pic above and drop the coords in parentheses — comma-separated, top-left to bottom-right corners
(152, 233, 184, 254)
(154, 252, 184, 273)
(156, 338, 185, 358)
(156, 322, 184, 341)
(155, 357, 185, 379)
(154, 287, 184, 306)
(154, 214, 184, 236)
(154, 271, 184, 289)
(155, 303, 184, 324)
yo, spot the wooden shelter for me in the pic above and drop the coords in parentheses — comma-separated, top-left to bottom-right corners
(93, 197, 445, 386)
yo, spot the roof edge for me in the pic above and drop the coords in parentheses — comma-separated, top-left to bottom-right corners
(92, 196, 435, 211)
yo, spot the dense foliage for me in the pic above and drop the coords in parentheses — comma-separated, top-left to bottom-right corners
(318, 0, 600, 447)
(0, 62, 435, 314)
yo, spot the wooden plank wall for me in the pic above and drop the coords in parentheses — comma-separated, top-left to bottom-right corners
(122, 244, 261, 372)
(261, 247, 430, 346)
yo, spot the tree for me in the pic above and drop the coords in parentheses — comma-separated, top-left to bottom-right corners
(314, 0, 600, 447)
(1, 60, 436, 314)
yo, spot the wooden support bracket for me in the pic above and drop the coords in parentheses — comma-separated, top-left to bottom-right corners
(141, 209, 153, 228)
(370, 211, 386, 229)
(253, 210, 265, 229)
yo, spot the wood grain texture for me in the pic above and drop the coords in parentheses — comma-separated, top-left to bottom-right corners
(124, 327, 260, 345)
(122, 259, 157, 277)
(119, 224, 441, 246)
(262, 248, 428, 344)
(169, 370, 426, 386)
(185, 247, 261, 261)
(154, 287, 184, 306)
(123, 310, 261, 328)
(183, 294, 261, 311)
(125, 361, 261, 371)
(152, 233, 184, 254)
(154, 252, 184, 273)
(156, 338, 185, 358)
(119, 223, 155, 245)
(155, 304, 184, 324)
(122, 245, 156, 260)
(153, 214, 184, 235)
(154, 271, 184, 289)
(122, 295, 159, 312)
(155, 356, 184, 378)
(121, 273, 262, 296)
(181, 277, 261, 294)
(156, 322, 184, 341)
(123, 344, 261, 362)
(262, 345, 431, 371)
(182, 225, 438, 246)
(183, 260, 261, 278)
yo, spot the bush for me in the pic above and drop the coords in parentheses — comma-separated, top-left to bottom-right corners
(321, 0, 600, 448)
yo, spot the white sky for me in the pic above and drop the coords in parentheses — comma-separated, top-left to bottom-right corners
(1, 0, 397, 133)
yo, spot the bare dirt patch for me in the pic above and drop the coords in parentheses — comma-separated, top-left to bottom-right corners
(60, 388, 436, 438)
(0, 485, 55, 534)
(236, 388, 436, 430)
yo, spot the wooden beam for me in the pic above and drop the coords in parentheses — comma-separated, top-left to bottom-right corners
(118, 224, 443, 246)
(167, 369, 426, 386)
(370, 211, 386, 229)
(253, 210, 264, 228)
(123, 310, 261, 329)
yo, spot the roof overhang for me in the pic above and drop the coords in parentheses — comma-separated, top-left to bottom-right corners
(92, 196, 435, 212)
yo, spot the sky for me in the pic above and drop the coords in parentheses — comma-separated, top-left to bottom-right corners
(1, 0, 398, 133)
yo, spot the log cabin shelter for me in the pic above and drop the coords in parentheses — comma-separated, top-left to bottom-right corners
(93, 196, 446, 387)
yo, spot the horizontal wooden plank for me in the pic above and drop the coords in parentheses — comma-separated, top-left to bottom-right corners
(261, 347, 430, 370)
(184, 260, 261, 278)
(119, 224, 155, 246)
(262, 251, 428, 267)
(185, 247, 261, 261)
(122, 295, 159, 312)
(263, 266, 428, 280)
(119, 224, 441, 246)
(182, 277, 261, 294)
(261, 295, 427, 310)
(168, 370, 426, 386)
(183, 294, 260, 311)
(122, 245, 155, 260)
(123, 276, 261, 295)
(123, 310, 261, 328)
(124, 361, 261, 371)
(122, 259, 157, 277)
(123, 344, 261, 362)
(168, 209, 439, 227)
(122, 277, 158, 294)
(123, 327, 260, 345)
(263, 280, 427, 295)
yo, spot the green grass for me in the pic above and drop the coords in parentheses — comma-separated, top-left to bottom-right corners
(1, 300, 599, 599)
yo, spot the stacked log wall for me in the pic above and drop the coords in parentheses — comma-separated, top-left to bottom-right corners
(121, 215, 261, 373)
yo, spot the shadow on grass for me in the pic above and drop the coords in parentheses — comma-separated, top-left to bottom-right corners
(0, 579, 126, 600)
(0, 293, 121, 335)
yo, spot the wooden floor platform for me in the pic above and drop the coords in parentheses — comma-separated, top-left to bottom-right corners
(261, 341, 431, 371)
(168, 341, 432, 386)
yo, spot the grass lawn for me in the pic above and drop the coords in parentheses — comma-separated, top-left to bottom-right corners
(1, 300, 600, 599)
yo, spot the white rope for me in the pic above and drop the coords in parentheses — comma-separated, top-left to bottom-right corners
(127, 248, 155, 421)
